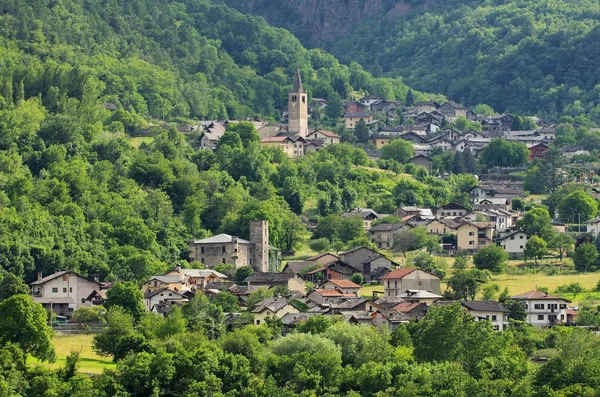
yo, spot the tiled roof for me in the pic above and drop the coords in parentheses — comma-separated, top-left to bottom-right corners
(314, 289, 344, 297)
(30, 270, 100, 286)
(381, 268, 418, 280)
(512, 290, 570, 301)
(326, 279, 361, 289)
(392, 302, 423, 313)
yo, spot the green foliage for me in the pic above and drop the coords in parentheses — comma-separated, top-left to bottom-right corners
(573, 242, 599, 273)
(446, 269, 490, 300)
(308, 238, 331, 252)
(524, 235, 548, 264)
(0, 273, 29, 301)
(93, 307, 151, 361)
(0, 295, 55, 361)
(517, 208, 555, 241)
(480, 139, 529, 168)
(408, 251, 446, 278)
(558, 190, 598, 223)
(381, 139, 415, 164)
(473, 245, 509, 273)
(71, 306, 105, 327)
(351, 273, 364, 286)
(235, 266, 254, 285)
(313, 214, 365, 244)
(105, 282, 145, 322)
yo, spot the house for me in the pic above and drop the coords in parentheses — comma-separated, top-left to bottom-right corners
(414, 101, 441, 113)
(259, 135, 306, 157)
(319, 279, 361, 296)
(306, 130, 341, 145)
(85, 289, 107, 306)
(344, 112, 374, 129)
(344, 101, 367, 113)
(30, 271, 102, 319)
(340, 247, 397, 282)
(439, 102, 467, 122)
(282, 261, 320, 277)
(381, 268, 441, 297)
(310, 98, 327, 108)
(529, 143, 549, 160)
(341, 208, 380, 229)
(478, 208, 517, 231)
(252, 298, 300, 325)
(142, 275, 192, 294)
(562, 145, 590, 158)
(470, 185, 522, 200)
(511, 290, 570, 327)
(424, 218, 461, 236)
(304, 259, 360, 283)
(456, 221, 495, 251)
(281, 312, 318, 334)
(307, 289, 355, 305)
(473, 198, 511, 211)
(359, 95, 382, 107)
(329, 298, 378, 314)
(144, 288, 187, 312)
(394, 206, 434, 220)
(189, 220, 274, 272)
(460, 300, 509, 331)
(398, 290, 443, 305)
(391, 302, 429, 320)
(435, 203, 470, 218)
(409, 155, 431, 171)
(164, 267, 227, 289)
(368, 223, 404, 249)
(307, 253, 342, 265)
(585, 217, 600, 235)
(245, 272, 306, 295)
(371, 101, 400, 115)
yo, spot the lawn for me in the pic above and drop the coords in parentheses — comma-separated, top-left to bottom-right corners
(28, 334, 115, 374)
(129, 136, 154, 148)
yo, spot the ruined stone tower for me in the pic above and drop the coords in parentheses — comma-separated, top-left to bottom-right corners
(288, 67, 308, 138)
(249, 220, 269, 273)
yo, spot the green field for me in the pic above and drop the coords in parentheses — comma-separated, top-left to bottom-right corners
(129, 136, 154, 148)
(28, 334, 115, 374)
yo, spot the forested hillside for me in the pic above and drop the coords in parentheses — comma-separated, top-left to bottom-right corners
(224, 0, 600, 123)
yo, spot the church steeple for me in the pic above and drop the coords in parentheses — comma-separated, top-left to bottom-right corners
(292, 67, 304, 93)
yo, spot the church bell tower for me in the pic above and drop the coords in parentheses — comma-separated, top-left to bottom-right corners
(288, 67, 308, 138)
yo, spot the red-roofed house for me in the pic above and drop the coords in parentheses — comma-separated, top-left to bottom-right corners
(381, 268, 441, 297)
(319, 279, 361, 296)
(392, 302, 429, 320)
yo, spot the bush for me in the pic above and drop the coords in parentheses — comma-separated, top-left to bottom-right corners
(351, 273, 364, 286)
(473, 245, 509, 273)
(309, 238, 331, 252)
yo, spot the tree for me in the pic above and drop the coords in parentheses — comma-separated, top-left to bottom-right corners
(524, 235, 548, 264)
(351, 273, 364, 286)
(235, 266, 254, 285)
(517, 208, 554, 241)
(473, 104, 495, 116)
(450, 151, 465, 174)
(354, 119, 370, 143)
(473, 245, 508, 273)
(482, 284, 500, 300)
(479, 139, 529, 168)
(408, 251, 446, 278)
(0, 295, 55, 361)
(558, 190, 598, 223)
(462, 149, 476, 173)
(71, 306, 104, 327)
(105, 282, 145, 322)
(381, 139, 415, 164)
(446, 269, 489, 300)
(211, 291, 239, 312)
(0, 273, 29, 301)
(566, 282, 584, 298)
(405, 89, 414, 107)
(93, 307, 151, 361)
(549, 233, 574, 261)
(573, 242, 598, 273)
(538, 147, 567, 195)
(325, 92, 343, 120)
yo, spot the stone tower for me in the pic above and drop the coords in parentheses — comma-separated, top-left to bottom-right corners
(288, 67, 308, 138)
(249, 220, 269, 273)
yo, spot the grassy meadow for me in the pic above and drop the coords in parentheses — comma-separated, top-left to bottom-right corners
(28, 334, 115, 374)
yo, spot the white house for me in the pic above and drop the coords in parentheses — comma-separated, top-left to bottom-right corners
(144, 288, 187, 312)
(306, 130, 341, 145)
(30, 270, 102, 319)
(512, 290, 570, 327)
(461, 300, 510, 331)
(496, 230, 529, 258)
(585, 217, 600, 235)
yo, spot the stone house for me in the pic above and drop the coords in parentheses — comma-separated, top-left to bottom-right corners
(144, 288, 187, 312)
(30, 270, 102, 319)
(245, 272, 306, 295)
(259, 135, 306, 157)
(319, 279, 361, 296)
(435, 203, 469, 218)
(414, 101, 441, 113)
(163, 267, 227, 289)
(306, 130, 341, 145)
(409, 154, 431, 170)
(252, 298, 299, 326)
(368, 223, 404, 249)
(142, 275, 192, 294)
(344, 112, 374, 129)
(189, 220, 272, 272)
(341, 208, 380, 229)
(381, 268, 441, 297)
(439, 102, 467, 122)
(340, 247, 397, 282)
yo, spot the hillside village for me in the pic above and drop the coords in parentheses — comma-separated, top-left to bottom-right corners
(38, 70, 600, 336)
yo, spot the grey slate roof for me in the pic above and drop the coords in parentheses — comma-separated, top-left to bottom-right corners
(460, 300, 509, 313)
(245, 272, 294, 284)
(251, 298, 290, 313)
(368, 223, 404, 232)
(172, 269, 227, 278)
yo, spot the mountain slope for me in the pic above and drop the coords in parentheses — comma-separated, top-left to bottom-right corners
(222, 0, 600, 123)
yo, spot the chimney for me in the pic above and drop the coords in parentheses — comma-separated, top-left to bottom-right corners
(232, 236, 238, 245)
(176, 265, 183, 282)
(37, 271, 42, 281)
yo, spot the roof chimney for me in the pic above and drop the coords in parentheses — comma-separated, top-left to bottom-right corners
(37, 271, 42, 281)
(175, 265, 183, 282)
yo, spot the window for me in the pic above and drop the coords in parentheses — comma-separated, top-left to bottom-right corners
(52, 287, 58, 293)
(469, 231, 475, 236)
(510, 236, 514, 240)
(537, 315, 544, 320)
(519, 245, 523, 249)
(63, 287, 67, 293)
(469, 240, 475, 245)
(534, 304, 544, 310)
(69, 287, 72, 293)
(519, 235, 524, 239)
(222, 258, 226, 264)
(222, 246, 226, 253)
(201, 258, 205, 264)
(387, 281, 390, 288)
(302, 96, 306, 103)
(63, 276, 68, 281)
(200, 247, 205, 254)
(256, 320, 260, 325)
(394, 281, 397, 288)
(491, 315, 497, 321)
(493, 325, 499, 331)
(560, 304, 567, 309)
(291, 95, 297, 103)
(81, 298, 85, 303)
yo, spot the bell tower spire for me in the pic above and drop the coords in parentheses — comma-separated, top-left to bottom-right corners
(288, 67, 308, 138)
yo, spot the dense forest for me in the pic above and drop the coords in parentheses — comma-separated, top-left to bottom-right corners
(224, 0, 600, 123)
